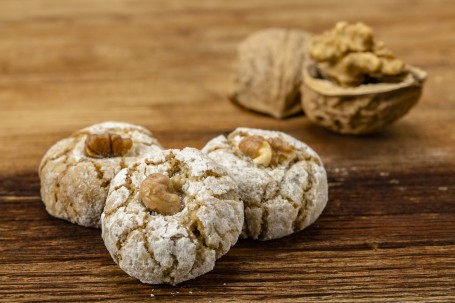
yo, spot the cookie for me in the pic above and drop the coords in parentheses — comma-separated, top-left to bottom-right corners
(202, 127, 328, 240)
(39, 121, 163, 228)
(101, 147, 243, 285)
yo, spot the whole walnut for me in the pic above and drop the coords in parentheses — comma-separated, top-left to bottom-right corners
(232, 28, 313, 119)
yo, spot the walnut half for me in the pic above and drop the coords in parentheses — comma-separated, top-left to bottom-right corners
(139, 173, 183, 216)
(301, 64, 427, 135)
(238, 136, 273, 166)
(301, 21, 427, 135)
(84, 133, 133, 158)
(309, 21, 405, 87)
(238, 135, 295, 167)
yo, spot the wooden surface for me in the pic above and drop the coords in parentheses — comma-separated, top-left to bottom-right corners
(0, 0, 454, 302)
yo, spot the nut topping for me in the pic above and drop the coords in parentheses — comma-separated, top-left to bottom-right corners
(239, 136, 273, 166)
(238, 136, 273, 167)
(139, 173, 183, 215)
(84, 133, 132, 158)
(269, 137, 295, 167)
(238, 135, 296, 167)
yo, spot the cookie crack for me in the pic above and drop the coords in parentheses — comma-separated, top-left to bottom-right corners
(293, 162, 317, 232)
(115, 220, 147, 263)
(92, 162, 111, 189)
(53, 161, 79, 220)
(158, 224, 180, 283)
(103, 162, 140, 217)
(39, 137, 78, 176)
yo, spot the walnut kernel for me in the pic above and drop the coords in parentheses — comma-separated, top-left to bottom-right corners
(269, 137, 295, 167)
(139, 173, 183, 215)
(238, 136, 273, 167)
(238, 135, 296, 167)
(84, 133, 132, 158)
(310, 21, 405, 87)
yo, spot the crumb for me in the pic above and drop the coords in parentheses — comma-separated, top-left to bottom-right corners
(438, 187, 448, 191)
(389, 179, 399, 184)
(379, 172, 389, 177)
(150, 294, 155, 297)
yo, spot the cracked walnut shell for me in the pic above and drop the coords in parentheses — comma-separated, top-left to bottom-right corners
(232, 28, 313, 119)
(301, 64, 427, 135)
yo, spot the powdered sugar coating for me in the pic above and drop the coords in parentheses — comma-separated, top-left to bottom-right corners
(101, 147, 244, 285)
(39, 121, 163, 228)
(202, 127, 328, 240)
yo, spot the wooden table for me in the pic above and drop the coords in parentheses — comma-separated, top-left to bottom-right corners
(1, 1, 454, 302)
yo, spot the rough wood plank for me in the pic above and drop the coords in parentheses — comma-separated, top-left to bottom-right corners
(0, 0, 454, 302)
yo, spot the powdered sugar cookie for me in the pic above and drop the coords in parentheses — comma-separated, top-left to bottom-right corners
(39, 121, 163, 228)
(202, 127, 328, 240)
(101, 147, 243, 285)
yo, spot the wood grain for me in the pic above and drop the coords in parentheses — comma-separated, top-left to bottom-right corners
(0, 0, 454, 302)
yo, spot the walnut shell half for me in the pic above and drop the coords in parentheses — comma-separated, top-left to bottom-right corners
(301, 64, 427, 135)
(232, 28, 313, 119)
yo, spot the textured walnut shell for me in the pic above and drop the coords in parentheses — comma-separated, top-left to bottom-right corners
(232, 28, 313, 119)
(301, 64, 427, 135)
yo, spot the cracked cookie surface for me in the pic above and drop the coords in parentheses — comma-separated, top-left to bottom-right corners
(202, 127, 328, 241)
(39, 121, 163, 228)
(101, 147, 244, 285)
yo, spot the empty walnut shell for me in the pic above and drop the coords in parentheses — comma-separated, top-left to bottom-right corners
(232, 28, 313, 119)
(301, 64, 427, 135)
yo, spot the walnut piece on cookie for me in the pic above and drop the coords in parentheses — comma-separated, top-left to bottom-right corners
(202, 127, 328, 241)
(101, 148, 244, 285)
(39, 121, 163, 228)
(84, 133, 133, 158)
(139, 173, 183, 215)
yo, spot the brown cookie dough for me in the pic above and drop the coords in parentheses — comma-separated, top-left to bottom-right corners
(202, 127, 328, 241)
(101, 148, 243, 285)
(39, 121, 163, 228)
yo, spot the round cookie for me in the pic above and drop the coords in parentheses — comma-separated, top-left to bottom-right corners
(39, 121, 163, 228)
(101, 147, 243, 285)
(202, 127, 328, 241)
